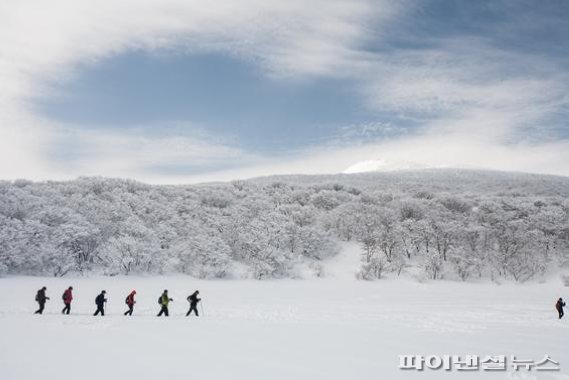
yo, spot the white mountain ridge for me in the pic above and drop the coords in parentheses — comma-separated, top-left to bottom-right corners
(342, 158, 440, 174)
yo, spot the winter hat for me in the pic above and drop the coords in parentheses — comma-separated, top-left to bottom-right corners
(42, 286, 47, 290)
(132, 290, 137, 294)
(102, 290, 106, 294)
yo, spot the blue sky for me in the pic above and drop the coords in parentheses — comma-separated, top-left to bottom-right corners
(1, 0, 568, 183)
(35, 51, 378, 154)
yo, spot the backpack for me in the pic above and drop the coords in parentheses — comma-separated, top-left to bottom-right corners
(158, 296, 162, 305)
(62, 292, 66, 301)
(125, 296, 130, 305)
(35, 292, 39, 302)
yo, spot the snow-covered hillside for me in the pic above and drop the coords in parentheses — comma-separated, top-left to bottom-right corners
(1, 275, 567, 380)
(2, 170, 569, 282)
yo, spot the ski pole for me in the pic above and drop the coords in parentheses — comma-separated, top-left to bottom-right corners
(200, 301, 204, 317)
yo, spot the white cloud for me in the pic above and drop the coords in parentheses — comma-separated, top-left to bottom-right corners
(0, 0, 567, 183)
(362, 41, 568, 127)
(41, 124, 260, 182)
(342, 35, 569, 178)
(0, 0, 395, 181)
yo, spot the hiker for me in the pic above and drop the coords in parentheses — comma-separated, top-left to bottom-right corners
(157, 290, 173, 317)
(186, 290, 201, 317)
(124, 290, 136, 316)
(34, 286, 50, 314)
(556, 297, 566, 319)
(93, 290, 107, 316)
(61, 286, 73, 315)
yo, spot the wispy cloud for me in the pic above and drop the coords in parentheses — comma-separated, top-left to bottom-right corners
(41, 123, 260, 182)
(0, 0, 394, 181)
(0, 0, 568, 183)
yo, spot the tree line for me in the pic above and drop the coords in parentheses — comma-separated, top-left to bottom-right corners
(1, 170, 568, 281)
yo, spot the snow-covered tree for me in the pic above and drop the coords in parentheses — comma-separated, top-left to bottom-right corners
(0, 170, 567, 282)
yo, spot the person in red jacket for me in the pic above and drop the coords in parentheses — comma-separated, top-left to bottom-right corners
(124, 290, 137, 316)
(61, 286, 73, 315)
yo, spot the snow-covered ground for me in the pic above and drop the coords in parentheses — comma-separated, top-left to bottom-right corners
(1, 271, 568, 380)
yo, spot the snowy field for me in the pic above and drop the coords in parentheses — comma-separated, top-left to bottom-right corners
(1, 273, 568, 380)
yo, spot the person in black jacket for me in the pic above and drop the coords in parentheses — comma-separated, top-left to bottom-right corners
(556, 297, 566, 319)
(34, 286, 50, 314)
(186, 290, 201, 317)
(94, 290, 107, 316)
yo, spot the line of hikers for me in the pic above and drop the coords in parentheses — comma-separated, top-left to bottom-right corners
(32, 287, 568, 319)
(35, 286, 201, 317)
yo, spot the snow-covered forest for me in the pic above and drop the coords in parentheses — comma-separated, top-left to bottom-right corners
(1, 169, 569, 281)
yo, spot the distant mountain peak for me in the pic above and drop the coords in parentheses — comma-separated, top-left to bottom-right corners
(342, 159, 430, 174)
